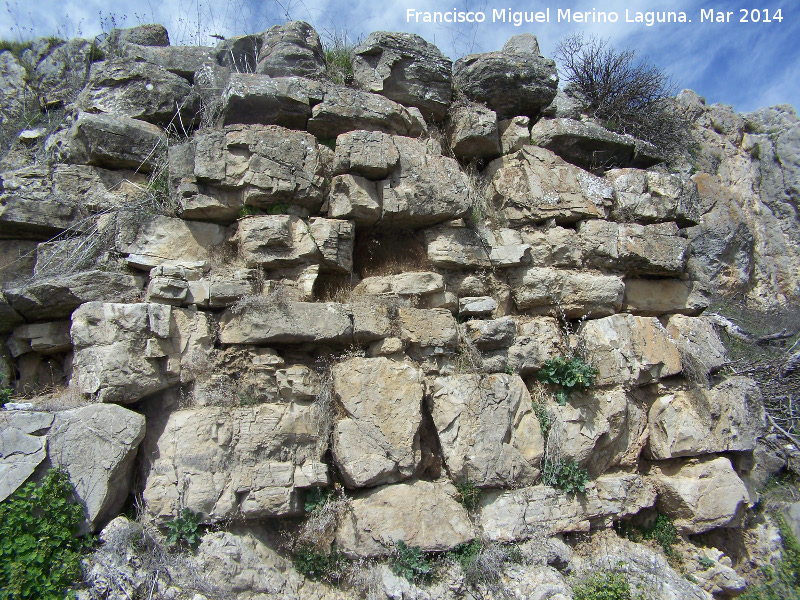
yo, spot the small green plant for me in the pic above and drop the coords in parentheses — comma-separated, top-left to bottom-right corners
(164, 508, 203, 550)
(640, 513, 679, 558)
(323, 40, 354, 86)
(542, 459, 589, 495)
(391, 540, 433, 584)
(537, 356, 598, 405)
(238, 205, 262, 218)
(448, 539, 482, 572)
(265, 202, 290, 215)
(698, 555, 715, 570)
(304, 487, 333, 514)
(532, 401, 551, 436)
(0, 39, 33, 58)
(504, 363, 515, 375)
(454, 479, 482, 511)
(0, 468, 93, 600)
(293, 548, 349, 582)
(573, 570, 635, 600)
(0, 378, 13, 403)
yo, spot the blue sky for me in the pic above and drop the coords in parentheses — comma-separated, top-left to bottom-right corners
(2, 0, 798, 113)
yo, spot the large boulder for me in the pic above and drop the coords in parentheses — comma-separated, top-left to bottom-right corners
(647, 456, 749, 534)
(446, 102, 501, 161)
(117, 43, 216, 79)
(47, 403, 146, 531)
(331, 130, 400, 179)
(170, 125, 325, 219)
(429, 373, 544, 487)
(219, 301, 353, 345)
(452, 34, 557, 120)
(508, 267, 624, 318)
(0, 418, 48, 502)
(665, 314, 728, 374)
(647, 377, 765, 460)
(352, 31, 452, 121)
(104, 24, 170, 48)
(255, 21, 325, 77)
(506, 317, 564, 373)
(142, 403, 328, 521)
(70, 302, 213, 404)
(485, 145, 614, 225)
(220, 74, 323, 128)
(234, 215, 318, 268)
(478, 474, 656, 541)
(336, 480, 474, 557)
(332, 358, 424, 487)
(327, 174, 381, 226)
(307, 86, 425, 139)
(580, 314, 682, 386)
(76, 59, 196, 126)
(530, 118, 663, 171)
(606, 168, 701, 225)
(5, 270, 143, 321)
(62, 112, 166, 172)
(578, 220, 689, 275)
(623, 279, 710, 317)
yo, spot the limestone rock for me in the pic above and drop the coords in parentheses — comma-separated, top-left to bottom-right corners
(116, 214, 226, 270)
(509, 267, 624, 318)
(336, 480, 474, 557)
(452, 34, 557, 120)
(0, 425, 46, 502)
(429, 373, 544, 487)
(104, 24, 169, 48)
(220, 74, 323, 128)
(6, 271, 143, 321)
(76, 59, 196, 126)
(519, 226, 582, 268)
(606, 168, 700, 225)
(142, 403, 328, 521)
(506, 317, 563, 373)
(8, 321, 71, 356)
(446, 103, 500, 161)
(0, 294, 23, 333)
(580, 314, 682, 386)
(307, 86, 425, 139)
(542, 89, 583, 120)
(332, 358, 424, 487)
(578, 220, 689, 275)
(499, 116, 530, 154)
(255, 21, 325, 78)
(219, 301, 353, 345)
(328, 174, 381, 226)
(458, 296, 496, 317)
(234, 215, 319, 268)
(331, 130, 400, 179)
(63, 112, 166, 172)
(647, 456, 749, 534)
(352, 31, 452, 121)
(624, 279, 710, 317)
(550, 387, 649, 476)
(171, 125, 325, 217)
(486, 145, 613, 225)
(354, 272, 444, 299)
(530, 118, 663, 171)
(463, 317, 516, 350)
(425, 226, 490, 269)
(647, 377, 765, 460)
(70, 302, 213, 404)
(308, 218, 355, 273)
(118, 43, 216, 79)
(48, 403, 146, 531)
(665, 314, 728, 374)
(398, 307, 458, 354)
(479, 474, 656, 541)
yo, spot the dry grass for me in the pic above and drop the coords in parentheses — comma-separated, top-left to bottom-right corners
(353, 230, 429, 279)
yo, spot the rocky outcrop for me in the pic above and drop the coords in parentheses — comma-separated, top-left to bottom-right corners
(255, 21, 325, 78)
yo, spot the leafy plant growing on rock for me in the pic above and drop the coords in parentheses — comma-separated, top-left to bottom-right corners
(293, 548, 349, 582)
(537, 356, 598, 405)
(573, 570, 636, 600)
(164, 508, 202, 550)
(542, 458, 589, 495)
(0, 468, 93, 599)
(391, 540, 432, 584)
(454, 479, 482, 511)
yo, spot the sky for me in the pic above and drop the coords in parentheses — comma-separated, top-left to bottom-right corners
(1, 0, 798, 113)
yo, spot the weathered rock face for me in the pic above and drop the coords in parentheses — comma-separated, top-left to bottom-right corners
(70, 302, 213, 404)
(220, 74, 323, 129)
(0, 413, 49, 501)
(647, 377, 765, 460)
(509, 267, 624, 318)
(219, 301, 353, 345)
(647, 456, 750, 534)
(623, 279, 710, 317)
(530, 118, 662, 172)
(479, 474, 656, 541)
(606, 168, 700, 225)
(352, 31, 452, 122)
(76, 59, 196, 126)
(170, 125, 325, 219)
(665, 314, 728, 374)
(142, 403, 328, 522)
(486, 146, 614, 225)
(446, 103, 501, 161)
(580, 314, 682, 386)
(429, 373, 543, 487)
(332, 358, 424, 488)
(453, 34, 558, 120)
(255, 21, 325, 78)
(336, 480, 474, 556)
(47, 404, 146, 531)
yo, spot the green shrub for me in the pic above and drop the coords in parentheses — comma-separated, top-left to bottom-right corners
(640, 513, 679, 558)
(573, 570, 635, 600)
(454, 479, 482, 511)
(303, 487, 333, 514)
(0, 468, 92, 599)
(293, 548, 349, 582)
(391, 540, 432, 584)
(0, 379, 12, 403)
(537, 356, 598, 405)
(542, 458, 589, 495)
(532, 401, 551, 436)
(698, 555, 715, 570)
(448, 539, 482, 572)
(164, 508, 202, 550)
